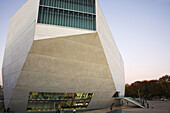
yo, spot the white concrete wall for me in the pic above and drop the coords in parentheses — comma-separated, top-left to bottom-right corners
(2, 0, 39, 108)
(34, 23, 95, 40)
(96, 0, 125, 96)
(11, 32, 116, 113)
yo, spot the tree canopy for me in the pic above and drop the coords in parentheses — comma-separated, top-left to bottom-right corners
(125, 75, 170, 98)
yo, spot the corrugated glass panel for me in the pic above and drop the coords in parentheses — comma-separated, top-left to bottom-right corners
(37, 0, 96, 30)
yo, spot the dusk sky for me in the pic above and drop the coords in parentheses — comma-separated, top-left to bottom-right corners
(0, 0, 170, 85)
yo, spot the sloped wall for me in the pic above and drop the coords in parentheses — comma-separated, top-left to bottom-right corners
(96, 1, 125, 96)
(11, 33, 116, 113)
(2, 0, 39, 108)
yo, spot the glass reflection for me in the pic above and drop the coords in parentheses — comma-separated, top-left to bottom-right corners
(38, 0, 96, 31)
(27, 92, 94, 111)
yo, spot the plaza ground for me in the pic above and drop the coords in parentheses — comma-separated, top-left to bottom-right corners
(1, 101, 169, 113)
(122, 101, 170, 113)
(80, 101, 170, 113)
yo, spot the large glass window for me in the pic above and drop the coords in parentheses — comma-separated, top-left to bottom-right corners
(37, 0, 96, 30)
(27, 92, 94, 111)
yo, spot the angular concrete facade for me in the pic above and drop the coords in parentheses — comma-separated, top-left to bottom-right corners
(2, 0, 125, 113)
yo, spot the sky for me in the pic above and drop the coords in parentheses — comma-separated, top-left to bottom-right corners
(0, 0, 170, 85)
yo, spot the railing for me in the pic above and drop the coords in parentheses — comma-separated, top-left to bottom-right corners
(124, 97, 145, 108)
(113, 97, 145, 108)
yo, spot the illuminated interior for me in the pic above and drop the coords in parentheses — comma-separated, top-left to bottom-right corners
(27, 92, 94, 111)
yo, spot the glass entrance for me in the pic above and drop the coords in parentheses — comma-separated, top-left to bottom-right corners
(27, 92, 94, 111)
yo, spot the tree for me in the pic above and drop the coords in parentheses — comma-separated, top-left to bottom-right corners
(125, 75, 170, 98)
(159, 75, 170, 97)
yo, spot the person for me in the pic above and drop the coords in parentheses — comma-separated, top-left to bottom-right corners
(121, 100, 124, 105)
(7, 108, 10, 112)
(56, 108, 60, 113)
(60, 109, 62, 113)
(73, 108, 76, 113)
(60, 108, 64, 113)
(147, 103, 149, 108)
(142, 100, 145, 107)
(3, 108, 6, 113)
(127, 101, 129, 105)
(59, 106, 63, 113)
(151, 104, 154, 109)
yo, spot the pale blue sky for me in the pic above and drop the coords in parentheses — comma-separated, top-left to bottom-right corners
(0, 0, 170, 85)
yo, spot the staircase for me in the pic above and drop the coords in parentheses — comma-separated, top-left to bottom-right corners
(123, 97, 145, 108)
(114, 97, 145, 108)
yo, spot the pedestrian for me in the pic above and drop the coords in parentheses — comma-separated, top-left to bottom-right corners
(3, 108, 6, 113)
(121, 100, 124, 105)
(60, 109, 64, 113)
(142, 100, 145, 106)
(73, 108, 76, 113)
(7, 108, 10, 112)
(147, 103, 149, 108)
(59, 106, 63, 113)
(127, 101, 128, 105)
(60, 109, 62, 113)
(56, 108, 60, 113)
(151, 104, 154, 109)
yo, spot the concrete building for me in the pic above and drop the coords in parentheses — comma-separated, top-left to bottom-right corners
(2, 0, 125, 113)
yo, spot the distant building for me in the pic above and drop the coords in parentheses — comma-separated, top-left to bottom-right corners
(2, 0, 125, 113)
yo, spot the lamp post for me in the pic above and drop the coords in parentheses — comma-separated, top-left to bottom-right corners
(138, 89, 141, 101)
